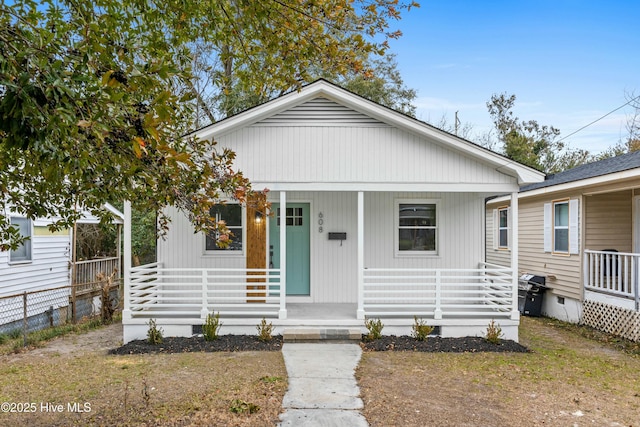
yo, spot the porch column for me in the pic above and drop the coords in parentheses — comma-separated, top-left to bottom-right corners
(278, 191, 287, 319)
(357, 191, 365, 320)
(510, 191, 520, 320)
(122, 200, 132, 321)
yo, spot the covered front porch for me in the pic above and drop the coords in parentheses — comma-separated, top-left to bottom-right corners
(121, 261, 520, 342)
(122, 189, 525, 343)
(581, 189, 640, 341)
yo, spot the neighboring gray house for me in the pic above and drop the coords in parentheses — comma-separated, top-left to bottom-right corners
(487, 150, 640, 341)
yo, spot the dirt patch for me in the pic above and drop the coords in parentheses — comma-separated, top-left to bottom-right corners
(357, 317, 640, 427)
(11, 323, 124, 359)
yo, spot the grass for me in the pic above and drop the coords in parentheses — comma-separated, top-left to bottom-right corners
(0, 343, 287, 426)
(357, 316, 640, 426)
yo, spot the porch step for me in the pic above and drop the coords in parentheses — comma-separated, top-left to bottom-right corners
(283, 328, 362, 342)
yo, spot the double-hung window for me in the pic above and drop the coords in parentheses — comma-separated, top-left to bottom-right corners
(205, 204, 243, 252)
(9, 217, 32, 263)
(553, 201, 569, 253)
(397, 201, 438, 255)
(544, 199, 578, 255)
(498, 207, 509, 249)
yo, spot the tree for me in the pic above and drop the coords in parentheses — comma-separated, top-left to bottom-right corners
(596, 92, 640, 160)
(337, 54, 417, 117)
(0, 0, 418, 249)
(486, 93, 590, 173)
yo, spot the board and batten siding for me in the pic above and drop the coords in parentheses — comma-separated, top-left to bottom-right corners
(158, 191, 487, 304)
(212, 99, 515, 187)
(0, 230, 71, 297)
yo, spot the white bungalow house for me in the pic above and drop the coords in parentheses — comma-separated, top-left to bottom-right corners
(122, 80, 544, 343)
(486, 150, 640, 341)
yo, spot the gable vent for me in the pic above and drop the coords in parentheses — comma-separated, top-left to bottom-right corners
(253, 97, 389, 127)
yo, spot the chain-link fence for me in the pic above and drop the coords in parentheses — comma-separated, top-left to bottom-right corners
(0, 279, 121, 341)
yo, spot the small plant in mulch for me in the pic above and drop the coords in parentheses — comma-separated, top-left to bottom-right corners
(147, 319, 163, 345)
(229, 399, 260, 414)
(256, 318, 274, 342)
(203, 311, 222, 341)
(485, 319, 503, 344)
(411, 316, 434, 341)
(364, 318, 384, 341)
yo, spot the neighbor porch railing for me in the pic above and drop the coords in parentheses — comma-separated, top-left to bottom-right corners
(73, 257, 120, 283)
(584, 249, 640, 310)
(362, 262, 515, 318)
(127, 263, 282, 319)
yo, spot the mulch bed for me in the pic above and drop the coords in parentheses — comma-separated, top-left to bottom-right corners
(361, 335, 529, 353)
(110, 335, 528, 355)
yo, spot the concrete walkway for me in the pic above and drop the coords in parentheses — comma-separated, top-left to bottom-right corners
(279, 343, 369, 426)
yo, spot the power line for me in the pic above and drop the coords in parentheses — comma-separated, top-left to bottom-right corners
(558, 95, 640, 143)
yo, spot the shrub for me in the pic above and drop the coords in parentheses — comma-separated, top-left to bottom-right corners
(485, 319, 503, 344)
(203, 311, 222, 341)
(364, 317, 384, 341)
(411, 316, 434, 341)
(147, 319, 163, 344)
(256, 318, 273, 342)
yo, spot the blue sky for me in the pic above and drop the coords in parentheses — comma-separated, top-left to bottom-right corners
(389, 1, 640, 154)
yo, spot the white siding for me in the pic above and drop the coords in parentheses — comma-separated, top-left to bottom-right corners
(0, 234, 71, 296)
(365, 192, 485, 270)
(159, 192, 487, 304)
(215, 126, 514, 186)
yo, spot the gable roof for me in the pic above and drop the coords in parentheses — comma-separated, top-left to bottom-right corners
(191, 79, 544, 186)
(520, 150, 640, 193)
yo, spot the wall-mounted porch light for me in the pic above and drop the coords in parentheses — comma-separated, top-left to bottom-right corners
(254, 210, 264, 224)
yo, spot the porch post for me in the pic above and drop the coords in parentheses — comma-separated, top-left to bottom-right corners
(122, 200, 132, 321)
(278, 191, 287, 319)
(510, 191, 520, 320)
(357, 191, 365, 320)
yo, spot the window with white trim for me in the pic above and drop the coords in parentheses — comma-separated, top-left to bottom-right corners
(553, 200, 569, 253)
(205, 204, 243, 251)
(544, 199, 579, 254)
(498, 207, 509, 249)
(397, 201, 438, 254)
(9, 217, 32, 262)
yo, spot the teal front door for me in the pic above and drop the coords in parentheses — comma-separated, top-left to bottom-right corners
(269, 203, 310, 296)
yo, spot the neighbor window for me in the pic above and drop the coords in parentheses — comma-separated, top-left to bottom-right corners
(205, 204, 243, 251)
(498, 207, 509, 249)
(553, 201, 569, 253)
(397, 201, 438, 254)
(9, 217, 32, 262)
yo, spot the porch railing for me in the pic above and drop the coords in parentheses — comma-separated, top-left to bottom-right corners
(128, 263, 282, 319)
(72, 256, 121, 293)
(362, 263, 514, 318)
(584, 250, 640, 309)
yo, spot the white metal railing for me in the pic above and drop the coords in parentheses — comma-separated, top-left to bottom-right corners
(128, 263, 282, 318)
(584, 250, 640, 309)
(362, 263, 514, 318)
